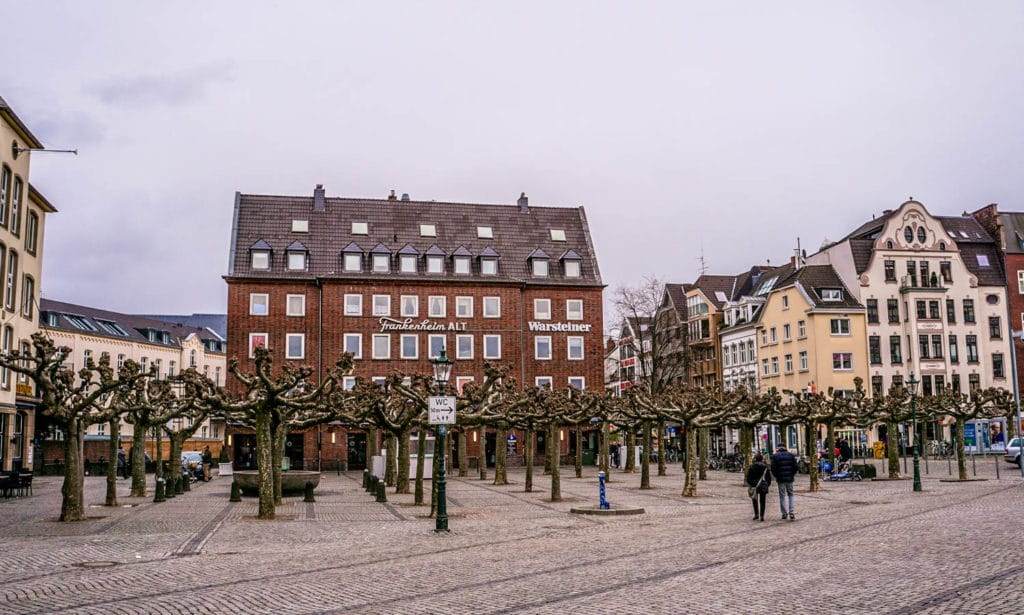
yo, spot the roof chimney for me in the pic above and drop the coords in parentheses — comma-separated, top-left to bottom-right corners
(401, 193, 410, 201)
(313, 184, 325, 212)
(518, 192, 529, 213)
(388, 190, 397, 201)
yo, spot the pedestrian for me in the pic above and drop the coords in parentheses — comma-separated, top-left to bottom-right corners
(838, 437, 853, 463)
(771, 444, 798, 520)
(202, 445, 213, 482)
(745, 452, 771, 521)
(117, 446, 128, 479)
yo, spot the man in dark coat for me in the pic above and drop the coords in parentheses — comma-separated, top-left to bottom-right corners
(771, 445, 798, 520)
(838, 438, 853, 463)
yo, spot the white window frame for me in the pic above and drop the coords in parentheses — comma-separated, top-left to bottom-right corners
(343, 253, 361, 272)
(477, 226, 493, 239)
(534, 298, 551, 320)
(249, 293, 269, 316)
(400, 255, 417, 273)
(351, 222, 368, 235)
(483, 296, 501, 318)
(428, 334, 446, 359)
(832, 352, 853, 371)
(567, 336, 584, 360)
(798, 320, 806, 338)
(400, 295, 418, 317)
(456, 296, 473, 318)
(373, 295, 391, 316)
(344, 294, 362, 316)
(251, 251, 270, 270)
(249, 333, 268, 358)
(400, 334, 418, 359)
(426, 255, 443, 274)
(372, 254, 390, 273)
(420, 224, 437, 237)
(830, 318, 851, 336)
(454, 256, 471, 275)
(550, 229, 566, 241)
(286, 294, 305, 317)
(568, 377, 585, 390)
(287, 252, 306, 271)
(372, 334, 391, 359)
(428, 296, 446, 317)
(481, 257, 498, 276)
(564, 260, 581, 278)
(1018, 270, 1024, 294)
(532, 259, 549, 277)
(799, 351, 808, 371)
(456, 334, 473, 359)
(342, 376, 357, 390)
(566, 299, 583, 321)
(285, 333, 305, 359)
(535, 336, 552, 360)
(343, 333, 362, 359)
(483, 334, 501, 359)
(535, 376, 553, 389)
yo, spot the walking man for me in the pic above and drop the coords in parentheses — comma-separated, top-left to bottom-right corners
(201, 445, 213, 482)
(771, 444, 798, 520)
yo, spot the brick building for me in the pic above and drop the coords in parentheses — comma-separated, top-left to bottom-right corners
(225, 187, 605, 470)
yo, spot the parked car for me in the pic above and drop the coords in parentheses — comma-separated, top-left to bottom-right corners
(181, 451, 204, 481)
(1004, 438, 1021, 466)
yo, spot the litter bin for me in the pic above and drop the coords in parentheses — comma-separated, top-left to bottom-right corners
(582, 450, 595, 466)
(872, 441, 885, 459)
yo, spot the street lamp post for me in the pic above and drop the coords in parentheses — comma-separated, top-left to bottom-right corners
(907, 372, 922, 492)
(430, 349, 454, 532)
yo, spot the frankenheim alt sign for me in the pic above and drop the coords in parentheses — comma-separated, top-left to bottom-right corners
(379, 317, 592, 333)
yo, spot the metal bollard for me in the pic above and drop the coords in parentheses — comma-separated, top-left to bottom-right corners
(175, 476, 184, 495)
(182, 475, 191, 492)
(153, 478, 166, 503)
(375, 480, 387, 502)
(165, 477, 177, 499)
(229, 480, 242, 502)
(304, 481, 315, 503)
(363, 469, 370, 489)
(598, 471, 610, 510)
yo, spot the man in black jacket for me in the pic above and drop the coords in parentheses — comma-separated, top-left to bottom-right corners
(771, 445, 798, 520)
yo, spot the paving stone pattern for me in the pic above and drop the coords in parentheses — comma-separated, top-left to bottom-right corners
(1, 459, 1022, 614)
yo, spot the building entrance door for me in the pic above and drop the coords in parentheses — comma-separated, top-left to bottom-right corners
(347, 433, 367, 470)
(485, 432, 496, 467)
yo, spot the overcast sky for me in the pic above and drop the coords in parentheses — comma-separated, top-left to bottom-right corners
(5, 2, 1024, 325)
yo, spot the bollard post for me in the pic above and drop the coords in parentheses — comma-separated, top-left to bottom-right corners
(375, 480, 387, 502)
(229, 480, 242, 502)
(304, 481, 315, 503)
(165, 477, 177, 499)
(598, 471, 610, 510)
(154, 478, 166, 503)
(363, 469, 370, 489)
(175, 476, 184, 495)
(182, 475, 191, 492)
(337, 458, 341, 476)
(995, 454, 1000, 480)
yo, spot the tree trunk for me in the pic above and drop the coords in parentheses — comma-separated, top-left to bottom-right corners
(60, 419, 87, 522)
(396, 426, 411, 494)
(271, 426, 286, 505)
(524, 427, 535, 492)
(255, 409, 275, 520)
(886, 419, 901, 478)
(493, 425, 508, 485)
(385, 434, 397, 487)
(366, 426, 377, 470)
(826, 423, 836, 468)
(549, 422, 561, 501)
(740, 425, 753, 470)
(458, 428, 468, 477)
(574, 425, 582, 478)
(478, 426, 488, 480)
(168, 433, 184, 488)
(414, 428, 425, 505)
(640, 421, 651, 489)
(806, 423, 820, 492)
(657, 420, 667, 476)
(682, 423, 698, 497)
(698, 427, 709, 480)
(600, 421, 611, 479)
(129, 421, 147, 497)
(625, 430, 635, 472)
(955, 417, 968, 480)
(154, 427, 163, 480)
(105, 419, 120, 507)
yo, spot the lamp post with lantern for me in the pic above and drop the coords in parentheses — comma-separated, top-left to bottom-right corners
(907, 372, 922, 492)
(429, 349, 455, 532)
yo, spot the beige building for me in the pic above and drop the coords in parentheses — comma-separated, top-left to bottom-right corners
(38, 299, 227, 464)
(0, 96, 56, 472)
(755, 264, 868, 397)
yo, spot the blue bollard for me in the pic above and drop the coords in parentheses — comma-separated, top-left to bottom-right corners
(598, 471, 610, 509)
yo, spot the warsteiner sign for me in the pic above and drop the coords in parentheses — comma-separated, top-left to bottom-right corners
(527, 321, 592, 332)
(379, 317, 468, 332)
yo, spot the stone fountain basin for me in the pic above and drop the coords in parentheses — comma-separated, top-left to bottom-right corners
(233, 470, 320, 496)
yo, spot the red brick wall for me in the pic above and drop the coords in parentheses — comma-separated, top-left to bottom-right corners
(1004, 253, 1024, 405)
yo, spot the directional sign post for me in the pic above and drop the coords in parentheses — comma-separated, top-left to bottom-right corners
(428, 396, 457, 425)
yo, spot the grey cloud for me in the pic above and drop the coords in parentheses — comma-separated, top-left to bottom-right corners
(86, 62, 235, 107)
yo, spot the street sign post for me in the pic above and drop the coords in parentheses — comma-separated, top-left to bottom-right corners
(428, 396, 457, 425)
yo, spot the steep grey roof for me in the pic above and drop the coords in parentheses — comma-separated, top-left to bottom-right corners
(229, 191, 602, 286)
(144, 314, 228, 339)
(778, 265, 863, 310)
(41, 299, 226, 350)
(996, 212, 1024, 255)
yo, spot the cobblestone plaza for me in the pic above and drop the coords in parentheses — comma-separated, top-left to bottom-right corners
(1, 462, 1021, 614)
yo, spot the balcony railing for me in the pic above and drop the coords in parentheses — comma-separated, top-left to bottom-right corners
(899, 275, 950, 294)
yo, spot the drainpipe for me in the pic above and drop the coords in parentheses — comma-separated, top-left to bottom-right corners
(317, 277, 324, 473)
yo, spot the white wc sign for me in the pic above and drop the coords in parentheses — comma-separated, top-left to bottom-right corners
(428, 396, 457, 424)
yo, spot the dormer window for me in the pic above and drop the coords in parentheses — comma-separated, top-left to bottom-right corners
(479, 247, 499, 276)
(550, 229, 566, 241)
(371, 244, 391, 273)
(452, 246, 472, 275)
(397, 244, 419, 273)
(291, 220, 309, 233)
(425, 245, 445, 274)
(341, 242, 364, 272)
(286, 241, 308, 271)
(821, 289, 843, 302)
(528, 249, 550, 277)
(352, 222, 368, 235)
(420, 224, 437, 237)
(250, 240, 272, 270)
(477, 226, 493, 239)
(560, 250, 582, 278)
